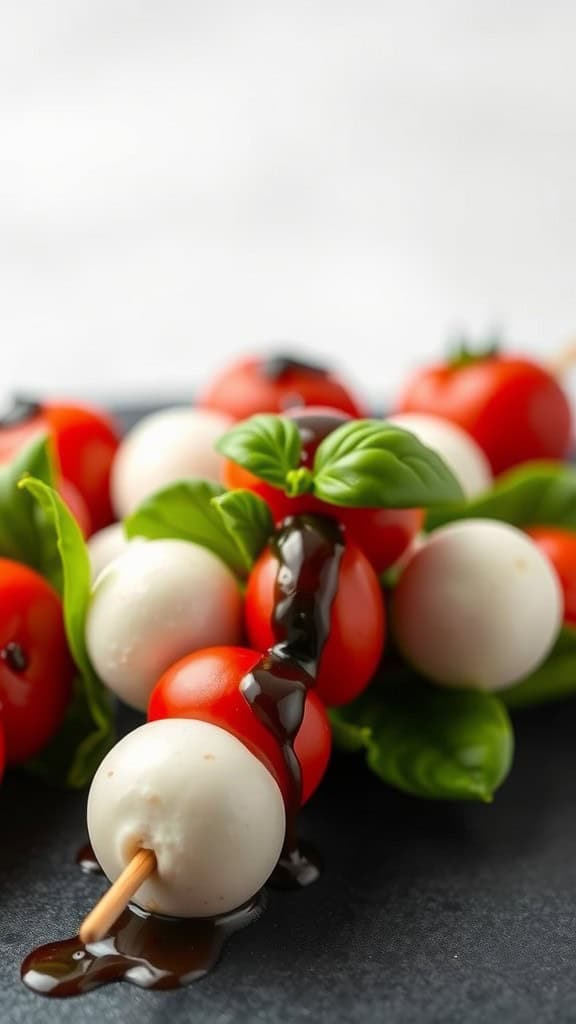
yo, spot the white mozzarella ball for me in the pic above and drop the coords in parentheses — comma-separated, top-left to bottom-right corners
(111, 407, 233, 518)
(87, 523, 134, 582)
(87, 719, 285, 918)
(392, 519, 562, 691)
(387, 412, 492, 498)
(86, 539, 242, 710)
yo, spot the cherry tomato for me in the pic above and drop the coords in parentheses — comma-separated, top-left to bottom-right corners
(398, 354, 572, 474)
(224, 407, 423, 572)
(148, 646, 332, 804)
(199, 354, 366, 420)
(0, 559, 74, 764)
(58, 478, 92, 538)
(525, 527, 576, 626)
(0, 398, 120, 534)
(246, 541, 386, 706)
(44, 402, 120, 532)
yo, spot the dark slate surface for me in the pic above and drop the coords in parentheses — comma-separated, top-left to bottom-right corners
(3, 700, 576, 1024)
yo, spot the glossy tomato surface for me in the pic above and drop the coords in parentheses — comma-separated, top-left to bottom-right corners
(525, 527, 576, 626)
(0, 560, 74, 763)
(246, 541, 386, 706)
(199, 355, 366, 420)
(224, 407, 423, 572)
(58, 478, 92, 538)
(45, 402, 120, 532)
(148, 646, 332, 804)
(398, 356, 572, 474)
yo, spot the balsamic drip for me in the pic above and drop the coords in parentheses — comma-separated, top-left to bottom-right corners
(1, 642, 28, 672)
(260, 354, 327, 381)
(0, 396, 41, 428)
(22, 513, 344, 996)
(21, 895, 264, 997)
(241, 514, 344, 884)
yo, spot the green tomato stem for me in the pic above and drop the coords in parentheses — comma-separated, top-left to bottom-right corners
(284, 467, 314, 497)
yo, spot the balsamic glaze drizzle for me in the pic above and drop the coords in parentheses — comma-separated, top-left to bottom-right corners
(241, 514, 344, 876)
(22, 513, 344, 996)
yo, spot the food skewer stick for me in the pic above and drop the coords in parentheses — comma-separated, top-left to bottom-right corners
(79, 848, 157, 944)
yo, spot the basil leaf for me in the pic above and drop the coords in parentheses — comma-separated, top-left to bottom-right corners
(124, 479, 250, 578)
(312, 420, 464, 508)
(427, 462, 576, 532)
(501, 626, 576, 709)
(19, 478, 115, 787)
(211, 489, 273, 571)
(216, 414, 302, 490)
(0, 434, 58, 581)
(330, 676, 513, 802)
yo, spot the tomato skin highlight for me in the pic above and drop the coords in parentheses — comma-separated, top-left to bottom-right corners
(246, 542, 386, 707)
(0, 560, 74, 764)
(525, 527, 576, 627)
(398, 356, 572, 474)
(148, 646, 332, 805)
(223, 406, 423, 573)
(199, 356, 366, 420)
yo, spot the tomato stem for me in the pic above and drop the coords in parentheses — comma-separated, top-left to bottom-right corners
(285, 467, 314, 497)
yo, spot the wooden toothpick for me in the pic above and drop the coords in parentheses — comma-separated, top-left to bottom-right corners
(79, 848, 157, 944)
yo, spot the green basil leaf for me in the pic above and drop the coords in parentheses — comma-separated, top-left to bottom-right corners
(0, 434, 58, 582)
(216, 414, 302, 490)
(501, 625, 576, 709)
(19, 478, 115, 787)
(427, 462, 576, 532)
(124, 479, 249, 578)
(330, 676, 513, 802)
(312, 420, 464, 508)
(211, 489, 273, 571)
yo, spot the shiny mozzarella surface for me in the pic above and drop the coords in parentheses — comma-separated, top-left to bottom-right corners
(387, 412, 492, 498)
(111, 407, 233, 518)
(87, 719, 286, 917)
(393, 519, 562, 690)
(87, 522, 134, 582)
(86, 539, 242, 710)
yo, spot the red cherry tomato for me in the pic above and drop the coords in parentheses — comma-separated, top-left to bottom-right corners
(199, 355, 366, 420)
(246, 541, 385, 706)
(0, 559, 74, 764)
(525, 527, 576, 626)
(148, 646, 332, 805)
(398, 354, 572, 474)
(58, 478, 92, 538)
(44, 402, 120, 532)
(0, 398, 120, 533)
(224, 407, 423, 572)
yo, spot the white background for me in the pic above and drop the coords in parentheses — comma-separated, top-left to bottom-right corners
(1, 0, 575, 408)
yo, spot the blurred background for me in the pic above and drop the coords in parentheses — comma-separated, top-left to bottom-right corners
(1, 0, 575, 407)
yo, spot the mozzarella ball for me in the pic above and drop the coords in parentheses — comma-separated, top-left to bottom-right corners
(87, 719, 285, 917)
(86, 539, 242, 710)
(111, 407, 233, 518)
(87, 523, 133, 582)
(392, 519, 562, 690)
(387, 412, 492, 498)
